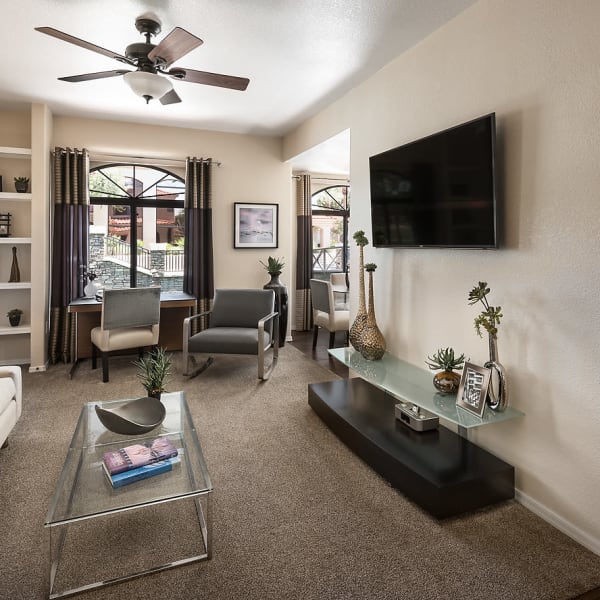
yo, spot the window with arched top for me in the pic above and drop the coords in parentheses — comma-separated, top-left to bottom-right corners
(311, 184, 350, 277)
(88, 164, 185, 290)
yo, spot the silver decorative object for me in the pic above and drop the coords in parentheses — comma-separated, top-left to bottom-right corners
(484, 334, 509, 412)
(94, 397, 166, 435)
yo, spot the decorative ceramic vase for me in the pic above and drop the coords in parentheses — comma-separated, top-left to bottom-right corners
(484, 333, 509, 411)
(14, 180, 28, 193)
(432, 370, 461, 394)
(359, 269, 386, 361)
(8, 314, 21, 327)
(349, 245, 367, 350)
(84, 278, 102, 298)
(263, 272, 288, 347)
(9, 246, 20, 283)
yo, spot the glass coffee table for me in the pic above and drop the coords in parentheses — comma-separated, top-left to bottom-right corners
(45, 391, 213, 599)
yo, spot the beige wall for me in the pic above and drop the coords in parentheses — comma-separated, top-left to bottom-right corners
(284, 0, 600, 552)
(53, 116, 293, 332)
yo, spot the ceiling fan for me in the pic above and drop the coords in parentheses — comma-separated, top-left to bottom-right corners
(35, 12, 250, 105)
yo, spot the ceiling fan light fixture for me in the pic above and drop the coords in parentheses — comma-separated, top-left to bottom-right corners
(123, 71, 172, 103)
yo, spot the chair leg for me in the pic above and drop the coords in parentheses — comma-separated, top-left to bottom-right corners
(312, 326, 319, 349)
(138, 347, 144, 359)
(91, 344, 97, 370)
(101, 352, 109, 383)
(328, 331, 336, 349)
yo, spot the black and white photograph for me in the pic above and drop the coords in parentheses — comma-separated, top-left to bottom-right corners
(456, 362, 491, 418)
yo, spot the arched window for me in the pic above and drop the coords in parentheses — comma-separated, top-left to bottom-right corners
(88, 164, 185, 290)
(311, 185, 350, 278)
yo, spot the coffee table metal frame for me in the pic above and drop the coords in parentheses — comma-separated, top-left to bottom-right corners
(44, 392, 212, 599)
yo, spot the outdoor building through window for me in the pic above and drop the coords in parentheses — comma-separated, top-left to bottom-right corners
(88, 164, 185, 291)
(311, 184, 350, 280)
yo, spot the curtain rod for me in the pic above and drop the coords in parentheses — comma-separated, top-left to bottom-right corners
(292, 175, 349, 182)
(83, 151, 221, 167)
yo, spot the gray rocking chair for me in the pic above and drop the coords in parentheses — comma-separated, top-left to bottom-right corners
(182, 289, 279, 380)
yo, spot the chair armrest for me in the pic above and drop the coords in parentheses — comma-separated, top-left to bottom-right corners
(258, 311, 279, 344)
(183, 309, 212, 330)
(183, 310, 213, 361)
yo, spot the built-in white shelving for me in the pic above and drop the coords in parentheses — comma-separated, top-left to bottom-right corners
(0, 145, 32, 365)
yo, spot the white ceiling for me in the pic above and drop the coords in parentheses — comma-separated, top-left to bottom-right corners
(2, 0, 475, 170)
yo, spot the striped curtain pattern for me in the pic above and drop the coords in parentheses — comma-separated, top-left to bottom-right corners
(295, 174, 312, 331)
(184, 157, 214, 332)
(48, 147, 90, 364)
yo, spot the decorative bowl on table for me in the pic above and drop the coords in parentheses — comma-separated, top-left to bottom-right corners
(94, 396, 166, 435)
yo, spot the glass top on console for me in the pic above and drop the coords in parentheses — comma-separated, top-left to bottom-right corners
(329, 347, 525, 429)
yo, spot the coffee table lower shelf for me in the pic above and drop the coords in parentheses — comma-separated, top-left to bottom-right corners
(308, 378, 514, 519)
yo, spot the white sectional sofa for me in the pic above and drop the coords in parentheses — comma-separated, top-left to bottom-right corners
(0, 366, 22, 448)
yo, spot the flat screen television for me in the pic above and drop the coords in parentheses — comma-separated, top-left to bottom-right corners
(369, 113, 498, 248)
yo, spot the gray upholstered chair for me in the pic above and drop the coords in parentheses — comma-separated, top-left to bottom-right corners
(182, 289, 279, 380)
(309, 278, 350, 349)
(91, 287, 161, 383)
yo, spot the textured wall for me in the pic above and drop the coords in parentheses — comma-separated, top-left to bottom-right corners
(285, 0, 600, 551)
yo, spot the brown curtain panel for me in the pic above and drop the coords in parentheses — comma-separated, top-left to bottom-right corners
(295, 174, 312, 331)
(184, 157, 214, 332)
(48, 147, 90, 364)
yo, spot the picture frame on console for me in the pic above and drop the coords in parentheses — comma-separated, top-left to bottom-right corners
(234, 202, 278, 249)
(456, 362, 491, 418)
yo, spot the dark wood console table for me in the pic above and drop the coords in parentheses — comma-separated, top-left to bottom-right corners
(308, 348, 524, 519)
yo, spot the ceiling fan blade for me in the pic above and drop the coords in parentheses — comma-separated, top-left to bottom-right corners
(168, 68, 249, 91)
(35, 26, 134, 65)
(148, 27, 203, 68)
(58, 70, 130, 83)
(159, 88, 182, 105)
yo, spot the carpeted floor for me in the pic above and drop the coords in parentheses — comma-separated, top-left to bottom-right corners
(1, 345, 600, 600)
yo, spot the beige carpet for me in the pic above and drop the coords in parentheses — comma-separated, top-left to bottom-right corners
(1, 345, 600, 600)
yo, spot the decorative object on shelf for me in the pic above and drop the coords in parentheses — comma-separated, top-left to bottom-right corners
(456, 362, 491, 418)
(7, 308, 23, 327)
(425, 347, 466, 394)
(359, 263, 386, 361)
(260, 256, 288, 347)
(132, 347, 172, 399)
(13, 176, 29, 193)
(349, 230, 369, 351)
(0, 213, 11, 237)
(83, 269, 102, 298)
(9, 246, 20, 283)
(234, 202, 278, 248)
(94, 397, 166, 435)
(468, 281, 509, 412)
(0, 175, 2, 192)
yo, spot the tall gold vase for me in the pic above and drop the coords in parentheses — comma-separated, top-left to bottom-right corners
(349, 245, 367, 351)
(359, 269, 386, 361)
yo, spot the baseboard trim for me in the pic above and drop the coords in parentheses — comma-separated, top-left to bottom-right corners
(515, 488, 600, 556)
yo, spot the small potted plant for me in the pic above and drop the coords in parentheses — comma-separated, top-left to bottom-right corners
(6, 308, 23, 327)
(425, 347, 466, 394)
(260, 256, 285, 277)
(132, 347, 172, 400)
(14, 177, 29, 193)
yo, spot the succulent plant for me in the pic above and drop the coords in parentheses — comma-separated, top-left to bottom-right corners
(14, 176, 29, 184)
(132, 347, 172, 395)
(260, 256, 285, 274)
(6, 308, 23, 318)
(364, 262, 377, 272)
(425, 347, 466, 372)
(468, 281, 503, 337)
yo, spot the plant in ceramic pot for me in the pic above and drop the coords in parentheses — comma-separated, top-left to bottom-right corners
(468, 281, 508, 411)
(14, 176, 29, 193)
(425, 347, 466, 394)
(260, 256, 288, 347)
(132, 347, 172, 399)
(6, 308, 23, 327)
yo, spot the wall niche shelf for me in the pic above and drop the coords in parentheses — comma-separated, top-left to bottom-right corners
(0, 192, 32, 201)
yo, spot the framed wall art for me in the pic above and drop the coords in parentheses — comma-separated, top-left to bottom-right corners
(456, 362, 491, 418)
(234, 203, 278, 248)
